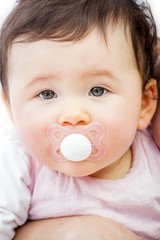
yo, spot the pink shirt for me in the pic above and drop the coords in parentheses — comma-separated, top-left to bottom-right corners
(29, 129, 160, 240)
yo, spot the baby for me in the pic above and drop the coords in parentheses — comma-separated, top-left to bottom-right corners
(0, 0, 160, 239)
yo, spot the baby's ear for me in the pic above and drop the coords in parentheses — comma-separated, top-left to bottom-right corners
(137, 79, 158, 130)
(1, 92, 14, 123)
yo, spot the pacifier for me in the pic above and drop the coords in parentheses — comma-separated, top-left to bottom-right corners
(47, 122, 106, 162)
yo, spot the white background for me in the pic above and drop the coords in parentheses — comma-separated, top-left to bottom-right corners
(0, 0, 160, 135)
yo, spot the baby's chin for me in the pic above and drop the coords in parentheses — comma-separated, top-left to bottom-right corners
(57, 162, 99, 178)
(48, 159, 105, 178)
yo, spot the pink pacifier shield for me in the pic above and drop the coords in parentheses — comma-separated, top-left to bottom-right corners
(47, 122, 106, 162)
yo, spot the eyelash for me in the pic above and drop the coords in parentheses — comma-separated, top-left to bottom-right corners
(38, 86, 108, 100)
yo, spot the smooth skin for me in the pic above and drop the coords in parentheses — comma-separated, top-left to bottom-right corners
(14, 216, 142, 240)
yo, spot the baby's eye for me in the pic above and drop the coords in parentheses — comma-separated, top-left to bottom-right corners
(89, 87, 107, 97)
(39, 90, 57, 99)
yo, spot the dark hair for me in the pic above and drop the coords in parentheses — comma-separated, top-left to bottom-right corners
(0, 0, 158, 99)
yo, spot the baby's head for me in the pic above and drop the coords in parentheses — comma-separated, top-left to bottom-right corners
(0, 0, 158, 98)
(0, 0, 158, 178)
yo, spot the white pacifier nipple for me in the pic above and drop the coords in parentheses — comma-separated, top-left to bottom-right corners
(60, 134, 92, 162)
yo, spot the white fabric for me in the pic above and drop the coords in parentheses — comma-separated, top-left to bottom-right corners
(0, 131, 31, 240)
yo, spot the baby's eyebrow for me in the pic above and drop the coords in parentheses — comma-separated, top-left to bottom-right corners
(24, 75, 57, 88)
(25, 69, 119, 89)
(83, 69, 119, 81)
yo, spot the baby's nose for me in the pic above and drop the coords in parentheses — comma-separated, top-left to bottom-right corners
(58, 109, 91, 126)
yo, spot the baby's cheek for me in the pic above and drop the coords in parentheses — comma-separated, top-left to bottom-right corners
(102, 117, 136, 158)
(19, 122, 50, 161)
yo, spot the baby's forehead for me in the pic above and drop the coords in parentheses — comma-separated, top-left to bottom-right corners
(7, 27, 138, 84)
(7, 26, 135, 81)
(8, 27, 133, 73)
(10, 22, 132, 51)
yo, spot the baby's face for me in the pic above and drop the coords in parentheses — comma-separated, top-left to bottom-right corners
(7, 26, 143, 178)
